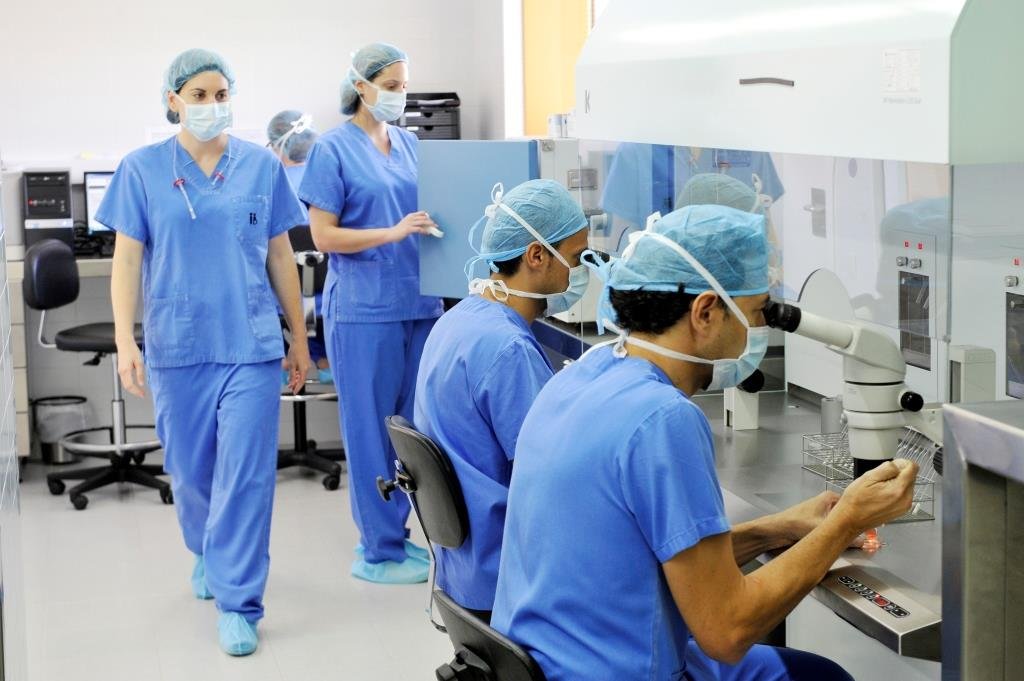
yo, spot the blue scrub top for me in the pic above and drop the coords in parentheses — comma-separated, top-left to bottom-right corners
(602, 144, 785, 229)
(492, 345, 730, 680)
(283, 164, 309, 223)
(414, 295, 554, 610)
(96, 135, 306, 368)
(298, 122, 443, 323)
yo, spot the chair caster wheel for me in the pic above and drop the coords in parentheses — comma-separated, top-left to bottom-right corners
(160, 488, 174, 505)
(71, 494, 88, 511)
(323, 475, 340, 491)
(48, 479, 65, 495)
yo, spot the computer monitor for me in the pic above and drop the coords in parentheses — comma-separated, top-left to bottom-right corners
(84, 171, 114, 234)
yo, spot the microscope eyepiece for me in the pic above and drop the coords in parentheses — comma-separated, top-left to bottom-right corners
(764, 300, 802, 333)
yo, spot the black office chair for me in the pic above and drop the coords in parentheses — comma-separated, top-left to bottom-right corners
(379, 414, 470, 554)
(433, 590, 546, 681)
(277, 226, 344, 490)
(24, 239, 170, 510)
(379, 416, 543, 678)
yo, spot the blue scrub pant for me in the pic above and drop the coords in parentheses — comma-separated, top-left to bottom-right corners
(686, 640, 853, 681)
(325, 318, 436, 564)
(150, 361, 281, 622)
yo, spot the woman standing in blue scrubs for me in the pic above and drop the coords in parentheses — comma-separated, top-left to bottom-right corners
(104, 49, 310, 656)
(299, 43, 443, 584)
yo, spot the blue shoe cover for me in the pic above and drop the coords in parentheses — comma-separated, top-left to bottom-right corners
(218, 612, 258, 656)
(403, 540, 430, 561)
(354, 540, 430, 562)
(351, 556, 429, 584)
(192, 554, 213, 600)
(317, 368, 334, 384)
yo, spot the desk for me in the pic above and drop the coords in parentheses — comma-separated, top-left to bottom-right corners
(6, 257, 113, 457)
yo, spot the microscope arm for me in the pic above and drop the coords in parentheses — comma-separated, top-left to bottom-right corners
(764, 303, 905, 382)
(766, 301, 930, 473)
(904, 406, 943, 449)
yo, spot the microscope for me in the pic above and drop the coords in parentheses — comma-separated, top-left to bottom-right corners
(764, 301, 943, 477)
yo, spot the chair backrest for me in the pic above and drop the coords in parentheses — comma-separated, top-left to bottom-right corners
(384, 415, 470, 549)
(289, 225, 327, 296)
(434, 590, 546, 681)
(23, 239, 79, 310)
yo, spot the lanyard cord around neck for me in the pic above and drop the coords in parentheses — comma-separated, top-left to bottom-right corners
(171, 138, 231, 221)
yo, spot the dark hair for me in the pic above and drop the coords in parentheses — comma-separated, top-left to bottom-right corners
(610, 285, 705, 335)
(492, 236, 570, 276)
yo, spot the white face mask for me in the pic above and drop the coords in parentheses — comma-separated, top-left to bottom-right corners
(351, 67, 407, 122)
(605, 228, 769, 390)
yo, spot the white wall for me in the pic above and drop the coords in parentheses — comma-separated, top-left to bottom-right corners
(0, 0, 507, 164)
(3, 0, 510, 453)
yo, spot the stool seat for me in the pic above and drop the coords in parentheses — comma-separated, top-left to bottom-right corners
(55, 323, 143, 354)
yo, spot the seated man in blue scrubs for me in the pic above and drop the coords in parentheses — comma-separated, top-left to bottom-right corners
(414, 179, 591, 621)
(492, 204, 918, 680)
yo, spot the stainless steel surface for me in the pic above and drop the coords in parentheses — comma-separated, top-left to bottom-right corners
(817, 566, 941, 661)
(942, 402, 1024, 681)
(696, 390, 943, 660)
(59, 426, 161, 456)
(944, 401, 1024, 483)
(700, 391, 943, 594)
(110, 357, 125, 447)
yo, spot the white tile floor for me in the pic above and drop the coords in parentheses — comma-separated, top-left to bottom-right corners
(19, 459, 451, 681)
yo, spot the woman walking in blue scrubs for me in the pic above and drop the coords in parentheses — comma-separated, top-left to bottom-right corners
(104, 49, 310, 656)
(299, 43, 443, 584)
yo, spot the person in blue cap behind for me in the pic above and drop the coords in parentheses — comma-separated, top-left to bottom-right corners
(266, 110, 333, 384)
(267, 110, 318, 198)
(299, 42, 443, 584)
(675, 172, 789, 299)
(105, 48, 310, 656)
(414, 179, 591, 620)
(492, 204, 918, 680)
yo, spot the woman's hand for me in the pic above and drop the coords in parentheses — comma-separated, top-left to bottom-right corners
(390, 211, 438, 242)
(284, 341, 313, 395)
(117, 342, 147, 398)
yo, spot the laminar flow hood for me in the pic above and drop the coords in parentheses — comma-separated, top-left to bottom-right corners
(575, 0, 1024, 164)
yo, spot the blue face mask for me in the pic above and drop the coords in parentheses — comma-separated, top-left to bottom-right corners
(181, 101, 232, 141)
(600, 230, 769, 390)
(351, 67, 407, 122)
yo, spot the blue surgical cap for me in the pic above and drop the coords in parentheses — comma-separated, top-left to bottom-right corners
(468, 180, 587, 275)
(609, 204, 769, 297)
(340, 43, 408, 115)
(267, 110, 318, 163)
(676, 173, 759, 213)
(163, 48, 236, 124)
(880, 197, 950, 236)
